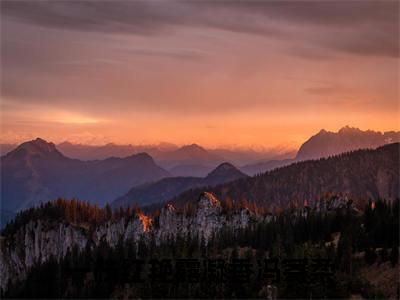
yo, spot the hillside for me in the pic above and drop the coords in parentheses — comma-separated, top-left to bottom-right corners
(112, 162, 247, 208)
(162, 143, 399, 211)
(1, 138, 170, 211)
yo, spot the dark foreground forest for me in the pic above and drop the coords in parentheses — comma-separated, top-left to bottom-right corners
(1, 197, 398, 299)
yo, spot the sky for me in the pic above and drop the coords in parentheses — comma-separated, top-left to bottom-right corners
(1, 0, 399, 149)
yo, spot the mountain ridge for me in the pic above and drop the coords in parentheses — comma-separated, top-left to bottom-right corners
(2, 127, 399, 212)
(111, 162, 247, 208)
(240, 126, 400, 175)
(296, 126, 400, 161)
(1, 138, 170, 212)
(151, 143, 399, 212)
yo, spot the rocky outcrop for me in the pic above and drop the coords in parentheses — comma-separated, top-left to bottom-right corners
(0, 192, 253, 290)
(0, 213, 151, 290)
(296, 194, 359, 217)
(156, 192, 252, 242)
(1, 221, 88, 289)
(0, 191, 362, 290)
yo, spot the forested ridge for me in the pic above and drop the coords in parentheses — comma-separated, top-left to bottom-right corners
(1, 143, 399, 298)
(1, 197, 399, 298)
(160, 143, 399, 212)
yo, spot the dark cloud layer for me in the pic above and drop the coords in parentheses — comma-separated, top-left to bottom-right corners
(2, 0, 399, 57)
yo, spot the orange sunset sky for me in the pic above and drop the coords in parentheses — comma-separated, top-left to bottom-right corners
(1, 1, 399, 149)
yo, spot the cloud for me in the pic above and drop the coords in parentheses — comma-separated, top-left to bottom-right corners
(1, 0, 398, 147)
(1, 1, 176, 35)
(2, 0, 398, 57)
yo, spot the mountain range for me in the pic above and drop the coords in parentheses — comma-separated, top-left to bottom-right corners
(1, 141, 294, 175)
(240, 126, 400, 175)
(1, 138, 170, 211)
(154, 144, 225, 177)
(2, 127, 397, 177)
(55, 141, 293, 167)
(154, 142, 399, 212)
(2, 126, 399, 214)
(111, 162, 247, 208)
(296, 126, 400, 161)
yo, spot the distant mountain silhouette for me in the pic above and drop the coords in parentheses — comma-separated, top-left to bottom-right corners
(1, 138, 170, 212)
(57, 141, 174, 161)
(153, 143, 225, 176)
(57, 142, 226, 176)
(204, 162, 248, 185)
(112, 162, 247, 208)
(55, 141, 294, 168)
(156, 143, 224, 167)
(3, 127, 399, 212)
(296, 126, 400, 161)
(8, 138, 65, 160)
(158, 143, 399, 212)
(162, 144, 220, 161)
(240, 127, 399, 175)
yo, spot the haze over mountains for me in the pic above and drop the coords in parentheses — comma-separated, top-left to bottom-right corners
(1, 141, 294, 165)
(1, 126, 399, 216)
(155, 144, 225, 177)
(53, 142, 285, 177)
(54, 141, 249, 176)
(159, 142, 400, 213)
(241, 126, 400, 175)
(0, 139, 246, 214)
(2, 126, 397, 176)
(1, 138, 170, 212)
(112, 162, 247, 208)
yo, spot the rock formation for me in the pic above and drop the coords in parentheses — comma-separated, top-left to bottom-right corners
(0, 192, 253, 290)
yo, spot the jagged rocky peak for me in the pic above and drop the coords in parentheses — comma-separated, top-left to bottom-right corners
(318, 126, 361, 136)
(21, 138, 57, 152)
(295, 126, 399, 161)
(6, 137, 64, 159)
(198, 192, 221, 210)
(19, 138, 52, 151)
(338, 125, 362, 134)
